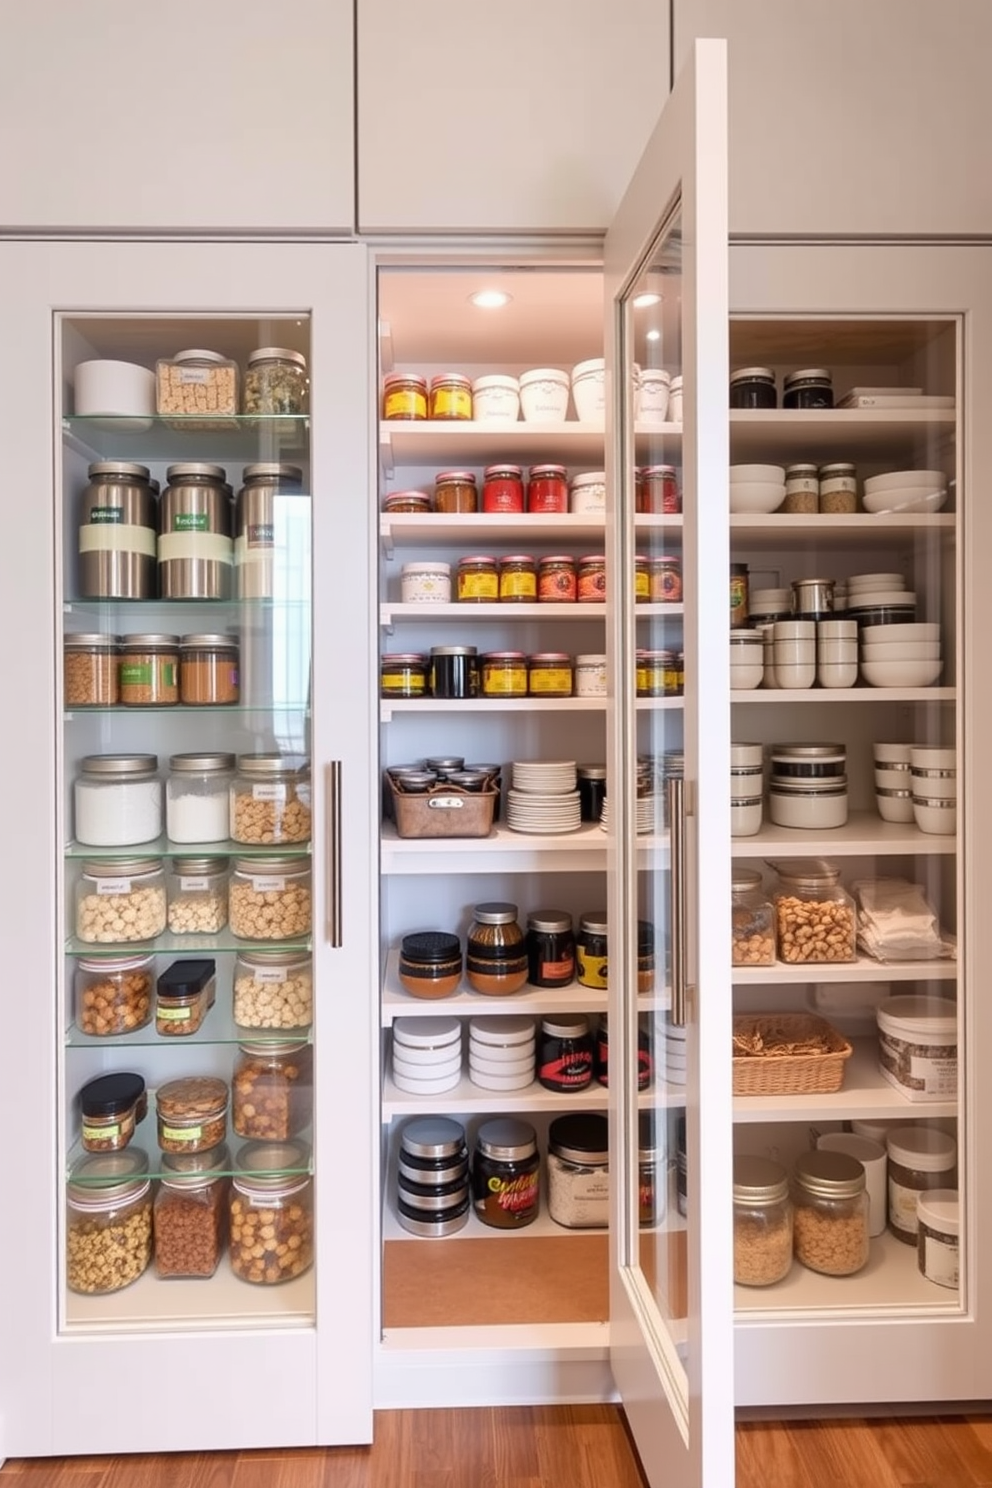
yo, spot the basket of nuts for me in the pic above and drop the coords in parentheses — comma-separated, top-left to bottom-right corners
(732, 1013, 852, 1096)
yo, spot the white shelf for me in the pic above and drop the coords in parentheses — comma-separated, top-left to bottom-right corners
(732, 1037, 958, 1123)
(383, 1193, 612, 1244)
(380, 601, 683, 625)
(731, 513, 956, 548)
(382, 950, 609, 1023)
(734, 1228, 957, 1317)
(383, 1066, 611, 1119)
(380, 819, 668, 875)
(382, 696, 608, 720)
(732, 687, 955, 704)
(380, 512, 683, 554)
(63, 1265, 315, 1333)
(728, 407, 955, 460)
(379, 419, 682, 473)
(729, 810, 956, 856)
(732, 954, 957, 986)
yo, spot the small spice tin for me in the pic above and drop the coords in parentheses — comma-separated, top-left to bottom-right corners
(472, 1118, 540, 1229)
(457, 555, 499, 602)
(730, 367, 777, 409)
(430, 645, 479, 699)
(482, 651, 528, 696)
(429, 372, 472, 420)
(498, 554, 537, 602)
(382, 372, 428, 420)
(783, 369, 834, 409)
(401, 562, 451, 603)
(381, 653, 428, 698)
(547, 1113, 609, 1228)
(538, 555, 577, 602)
(483, 464, 524, 513)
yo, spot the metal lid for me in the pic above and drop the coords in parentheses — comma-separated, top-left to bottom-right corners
(819, 463, 856, 477)
(76, 953, 153, 973)
(165, 462, 226, 482)
(476, 1117, 537, 1161)
(401, 1117, 467, 1159)
(169, 752, 236, 773)
(430, 646, 479, 658)
(770, 779, 848, 795)
(772, 745, 846, 759)
(539, 554, 577, 566)
(400, 931, 462, 965)
(482, 652, 528, 662)
(248, 347, 307, 368)
(577, 764, 607, 780)
(232, 856, 309, 876)
(732, 867, 763, 892)
(384, 491, 430, 508)
(424, 756, 465, 770)
(87, 461, 151, 480)
(119, 635, 179, 651)
(530, 652, 571, 663)
(241, 462, 303, 483)
(785, 463, 819, 476)
(67, 1147, 151, 1205)
(435, 470, 477, 483)
(472, 902, 519, 925)
(82, 857, 162, 877)
(458, 554, 497, 566)
(383, 372, 427, 388)
(730, 366, 776, 383)
(173, 348, 227, 364)
(169, 857, 228, 875)
(734, 1154, 789, 1204)
(236, 948, 311, 970)
(382, 655, 428, 666)
(178, 634, 238, 651)
(233, 1139, 312, 1194)
(579, 910, 608, 933)
(541, 1014, 590, 1039)
(397, 1180, 470, 1212)
(80, 752, 158, 776)
(64, 633, 118, 649)
(529, 464, 568, 477)
(793, 1149, 865, 1199)
(236, 752, 308, 776)
(549, 1113, 609, 1165)
(770, 858, 841, 888)
(526, 909, 573, 933)
(783, 368, 832, 386)
(430, 372, 471, 388)
(499, 554, 536, 566)
(81, 1071, 146, 1117)
(236, 1036, 308, 1056)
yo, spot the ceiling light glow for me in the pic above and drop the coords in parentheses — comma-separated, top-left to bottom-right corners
(470, 289, 512, 309)
(646, 329, 661, 342)
(632, 292, 662, 309)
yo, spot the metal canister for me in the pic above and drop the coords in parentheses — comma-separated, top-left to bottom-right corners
(235, 463, 304, 600)
(158, 463, 233, 599)
(79, 461, 157, 599)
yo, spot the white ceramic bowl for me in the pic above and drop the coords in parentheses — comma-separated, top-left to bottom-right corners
(860, 641, 941, 662)
(848, 589, 917, 609)
(863, 469, 946, 493)
(471, 374, 520, 423)
(875, 766, 914, 790)
(818, 661, 858, 688)
(728, 482, 786, 514)
(769, 786, 848, 829)
(860, 657, 943, 687)
(730, 660, 764, 690)
(861, 487, 947, 514)
(73, 358, 155, 428)
(730, 742, 764, 768)
(912, 774, 958, 801)
(910, 746, 956, 771)
(750, 587, 791, 614)
(847, 572, 907, 593)
(637, 368, 671, 422)
(913, 798, 957, 835)
(570, 358, 605, 422)
(730, 464, 786, 483)
(774, 660, 816, 689)
(862, 623, 941, 645)
(876, 788, 915, 824)
(874, 742, 913, 765)
(519, 367, 570, 422)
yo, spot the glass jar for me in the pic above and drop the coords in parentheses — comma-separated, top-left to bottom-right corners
(234, 949, 314, 1030)
(235, 462, 304, 600)
(771, 859, 856, 964)
(398, 932, 463, 1000)
(498, 554, 537, 602)
(434, 469, 478, 513)
(651, 555, 683, 603)
(155, 954, 218, 1033)
(75, 954, 153, 1037)
(818, 462, 858, 514)
(481, 651, 528, 697)
(731, 868, 776, 967)
(634, 554, 651, 602)
(792, 1149, 869, 1275)
(577, 765, 606, 823)
(178, 634, 239, 705)
(526, 910, 575, 988)
(118, 635, 179, 706)
(637, 465, 681, 514)
(576, 911, 608, 988)
(472, 1118, 540, 1229)
(457, 555, 499, 602)
(158, 463, 233, 600)
(78, 461, 157, 600)
(528, 652, 573, 696)
(577, 554, 607, 602)
(154, 1146, 229, 1279)
(639, 1111, 662, 1227)
(430, 645, 479, 699)
(156, 348, 238, 426)
(75, 857, 166, 943)
(383, 490, 431, 514)
(783, 463, 820, 514)
(166, 751, 235, 843)
(382, 372, 428, 420)
(729, 564, 749, 629)
(783, 368, 834, 409)
(527, 463, 568, 513)
(538, 554, 577, 602)
(64, 633, 119, 707)
(233, 1039, 313, 1141)
(886, 1126, 958, 1245)
(80, 1072, 147, 1153)
(156, 1076, 228, 1155)
(231, 754, 312, 844)
(429, 372, 473, 420)
(466, 902, 528, 995)
(66, 1151, 153, 1294)
(166, 857, 228, 936)
(538, 1015, 594, 1091)
(637, 919, 656, 994)
(547, 1113, 609, 1228)
(733, 1155, 793, 1286)
(229, 857, 312, 941)
(243, 347, 308, 415)
(729, 367, 777, 409)
(230, 1153, 314, 1284)
(636, 650, 669, 699)
(381, 653, 428, 698)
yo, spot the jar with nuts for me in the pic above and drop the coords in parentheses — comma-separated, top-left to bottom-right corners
(234, 949, 313, 1031)
(156, 1076, 229, 1154)
(155, 957, 217, 1037)
(731, 869, 776, 967)
(733, 1155, 793, 1286)
(75, 954, 153, 1036)
(66, 1150, 153, 1294)
(229, 857, 312, 941)
(76, 858, 167, 945)
(154, 1146, 230, 1279)
(792, 1149, 870, 1276)
(229, 1155, 314, 1287)
(166, 856, 229, 935)
(230, 754, 312, 845)
(232, 1039, 313, 1141)
(80, 1072, 147, 1153)
(771, 859, 856, 964)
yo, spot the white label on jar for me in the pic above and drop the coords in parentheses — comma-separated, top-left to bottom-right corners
(889, 1176, 926, 1235)
(96, 878, 132, 895)
(575, 663, 607, 697)
(253, 967, 289, 983)
(548, 1160, 610, 1227)
(923, 1232, 959, 1288)
(253, 783, 288, 802)
(250, 876, 287, 892)
(177, 368, 210, 384)
(909, 1051, 957, 1094)
(178, 876, 210, 891)
(786, 477, 819, 494)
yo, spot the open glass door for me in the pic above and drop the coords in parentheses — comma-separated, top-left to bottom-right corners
(605, 40, 735, 1488)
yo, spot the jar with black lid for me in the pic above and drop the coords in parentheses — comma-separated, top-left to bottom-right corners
(430, 646, 479, 699)
(466, 902, 528, 995)
(729, 367, 777, 408)
(398, 931, 463, 1000)
(472, 1118, 540, 1229)
(783, 368, 833, 409)
(577, 765, 607, 823)
(538, 1014, 594, 1091)
(576, 911, 608, 988)
(80, 1072, 147, 1153)
(547, 1113, 610, 1228)
(526, 910, 575, 987)
(596, 1016, 653, 1090)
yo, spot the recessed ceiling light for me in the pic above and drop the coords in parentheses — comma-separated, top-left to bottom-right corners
(632, 292, 661, 309)
(470, 289, 512, 309)
(646, 329, 661, 342)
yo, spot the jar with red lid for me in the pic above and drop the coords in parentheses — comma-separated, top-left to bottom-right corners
(527, 464, 569, 513)
(538, 555, 577, 603)
(483, 464, 524, 513)
(429, 373, 473, 420)
(434, 471, 478, 513)
(382, 373, 428, 421)
(651, 555, 683, 603)
(457, 555, 499, 603)
(577, 555, 606, 602)
(634, 555, 651, 602)
(637, 465, 681, 514)
(499, 555, 537, 602)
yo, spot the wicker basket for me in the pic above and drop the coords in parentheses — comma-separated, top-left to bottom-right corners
(732, 1012, 852, 1096)
(390, 781, 497, 840)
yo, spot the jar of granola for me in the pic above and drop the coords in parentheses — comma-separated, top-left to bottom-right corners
(154, 1145, 229, 1279)
(792, 1150, 869, 1276)
(156, 1076, 229, 1154)
(229, 858, 312, 941)
(64, 634, 119, 707)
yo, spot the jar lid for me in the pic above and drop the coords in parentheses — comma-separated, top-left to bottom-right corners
(519, 368, 569, 385)
(529, 463, 568, 477)
(119, 636, 179, 652)
(430, 372, 471, 389)
(65, 633, 118, 648)
(577, 764, 607, 780)
(382, 654, 428, 666)
(436, 470, 477, 484)
(571, 358, 605, 378)
(770, 780, 848, 797)
(173, 348, 227, 364)
(67, 1148, 151, 1206)
(424, 756, 465, 771)
(917, 1189, 960, 1235)
(542, 1014, 590, 1038)
(770, 858, 842, 888)
(400, 931, 462, 965)
(248, 347, 307, 368)
(578, 553, 606, 565)
(641, 465, 678, 477)
(242, 462, 303, 483)
(482, 651, 528, 662)
(236, 1037, 308, 1056)
(499, 554, 535, 566)
(772, 745, 845, 760)
(530, 652, 571, 664)
(401, 1117, 467, 1159)
(232, 855, 309, 876)
(237, 949, 312, 970)
(575, 654, 607, 666)
(384, 491, 431, 508)
(170, 857, 228, 876)
(392, 1016, 461, 1049)
(730, 366, 775, 383)
(81, 1071, 146, 1117)
(819, 463, 856, 477)
(793, 1149, 865, 1199)
(579, 910, 608, 933)
(549, 1113, 609, 1164)
(472, 902, 519, 926)
(160, 1143, 231, 1188)
(82, 856, 162, 877)
(732, 867, 763, 892)
(178, 635, 238, 652)
(784, 369, 833, 387)
(469, 1015, 535, 1047)
(570, 471, 606, 487)
(233, 1139, 312, 1195)
(383, 372, 427, 389)
(457, 554, 496, 567)
(76, 953, 153, 973)
(785, 464, 819, 477)
(88, 461, 151, 480)
(430, 645, 479, 658)
(734, 1154, 789, 1204)
(526, 909, 573, 933)
(157, 958, 217, 998)
(401, 562, 451, 576)
(473, 375, 519, 392)
(165, 462, 226, 481)
(236, 752, 308, 776)
(886, 1125, 957, 1170)
(877, 996, 958, 1041)
(169, 751, 236, 772)
(476, 1117, 537, 1160)
(539, 554, 576, 566)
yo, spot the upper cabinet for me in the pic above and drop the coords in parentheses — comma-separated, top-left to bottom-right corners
(674, 0, 992, 237)
(0, 2, 355, 234)
(356, 0, 671, 234)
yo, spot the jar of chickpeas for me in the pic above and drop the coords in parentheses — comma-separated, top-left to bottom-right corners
(229, 1141, 314, 1285)
(66, 1150, 153, 1294)
(230, 754, 312, 844)
(229, 858, 312, 941)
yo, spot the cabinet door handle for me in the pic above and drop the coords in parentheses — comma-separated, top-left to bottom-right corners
(326, 761, 342, 947)
(667, 775, 687, 1028)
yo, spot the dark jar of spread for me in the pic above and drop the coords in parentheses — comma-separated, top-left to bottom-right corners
(577, 765, 607, 823)
(399, 931, 463, 1000)
(429, 646, 479, 699)
(538, 1014, 594, 1091)
(782, 368, 833, 409)
(498, 554, 537, 602)
(526, 910, 575, 988)
(729, 367, 777, 409)
(538, 554, 577, 602)
(576, 911, 608, 989)
(457, 554, 499, 602)
(639, 1111, 662, 1227)
(527, 463, 569, 513)
(466, 902, 529, 995)
(577, 554, 606, 602)
(596, 1015, 653, 1090)
(483, 464, 525, 514)
(472, 1118, 540, 1229)
(434, 470, 478, 513)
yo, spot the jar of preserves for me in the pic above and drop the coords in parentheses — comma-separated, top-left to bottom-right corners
(733, 1155, 793, 1286)
(576, 911, 608, 988)
(783, 463, 819, 514)
(230, 1148, 314, 1284)
(398, 931, 463, 1000)
(730, 564, 749, 629)
(637, 465, 681, 514)
(547, 1113, 609, 1228)
(577, 765, 606, 823)
(636, 649, 669, 698)
(166, 752, 235, 843)
(64, 633, 119, 707)
(155, 955, 218, 1033)
(156, 1076, 228, 1155)
(229, 857, 312, 941)
(434, 470, 477, 513)
(166, 857, 229, 937)
(80, 1072, 147, 1153)
(651, 555, 683, 603)
(729, 367, 777, 408)
(382, 372, 428, 420)
(158, 463, 233, 600)
(78, 461, 156, 600)
(430, 645, 480, 698)
(178, 634, 239, 705)
(244, 347, 308, 415)
(154, 1145, 229, 1279)
(634, 554, 651, 602)
(234, 948, 314, 1030)
(456, 554, 499, 602)
(156, 348, 238, 426)
(481, 651, 528, 697)
(429, 372, 473, 420)
(792, 1150, 869, 1275)
(771, 859, 856, 964)
(381, 652, 428, 698)
(231, 754, 312, 844)
(783, 368, 833, 409)
(472, 1118, 540, 1229)
(818, 462, 858, 514)
(498, 554, 537, 602)
(526, 909, 575, 987)
(527, 463, 569, 513)
(383, 490, 431, 514)
(538, 554, 577, 602)
(466, 902, 528, 995)
(731, 868, 776, 967)
(528, 652, 573, 696)
(235, 462, 304, 600)
(886, 1127, 957, 1245)
(66, 1150, 153, 1294)
(119, 635, 179, 706)
(577, 554, 606, 602)
(233, 1040, 313, 1141)
(483, 464, 525, 513)
(75, 954, 154, 1037)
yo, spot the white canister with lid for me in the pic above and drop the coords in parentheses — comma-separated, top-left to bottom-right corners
(401, 562, 452, 603)
(570, 358, 605, 422)
(471, 374, 520, 423)
(519, 368, 570, 422)
(877, 995, 957, 1101)
(569, 471, 606, 513)
(917, 1189, 960, 1288)
(575, 654, 607, 697)
(636, 368, 671, 423)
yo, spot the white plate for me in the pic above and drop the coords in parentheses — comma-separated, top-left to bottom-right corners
(863, 468, 946, 493)
(861, 487, 947, 514)
(847, 573, 907, 592)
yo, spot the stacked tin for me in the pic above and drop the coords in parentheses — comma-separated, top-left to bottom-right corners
(396, 1117, 470, 1237)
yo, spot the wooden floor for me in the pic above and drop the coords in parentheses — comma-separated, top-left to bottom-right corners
(5, 1408, 992, 1487)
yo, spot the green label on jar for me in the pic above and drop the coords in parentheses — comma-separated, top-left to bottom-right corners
(157, 1006, 192, 1022)
(174, 511, 208, 532)
(89, 506, 124, 524)
(120, 663, 153, 686)
(82, 1122, 120, 1140)
(162, 1124, 201, 1142)
(162, 663, 177, 687)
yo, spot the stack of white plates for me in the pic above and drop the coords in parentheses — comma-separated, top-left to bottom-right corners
(507, 760, 581, 834)
(663, 1022, 686, 1086)
(469, 1016, 536, 1092)
(861, 469, 948, 514)
(512, 760, 577, 794)
(392, 1017, 462, 1096)
(599, 794, 663, 834)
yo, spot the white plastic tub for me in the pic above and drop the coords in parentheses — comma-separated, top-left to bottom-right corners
(519, 367, 570, 421)
(877, 995, 957, 1101)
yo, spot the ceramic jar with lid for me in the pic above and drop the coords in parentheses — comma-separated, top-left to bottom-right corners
(733, 1155, 793, 1285)
(792, 1150, 869, 1275)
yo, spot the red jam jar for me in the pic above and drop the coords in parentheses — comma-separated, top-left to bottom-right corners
(538, 555, 577, 603)
(577, 555, 606, 602)
(527, 464, 568, 513)
(637, 465, 681, 514)
(483, 464, 524, 513)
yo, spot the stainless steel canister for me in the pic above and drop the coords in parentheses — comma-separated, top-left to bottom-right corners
(235, 463, 305, 601)
(158, 463, 233, 599)
(791, 577, 836, 619)
(78, 462, 156, 599)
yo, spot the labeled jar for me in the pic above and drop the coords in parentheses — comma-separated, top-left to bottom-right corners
(382, 372, 428, 420)
(234, 948, 313, 1030)
(538, 554, 577, 602)
(877, 995, 958, 1101)
(886, 1127, 957, 1244)
(498, 554, 537, 602)
(119, 635, 179, 706)
(639, 1112, 662, 1227)
(733, 1155, 793, 1286)
(548, 1113, 609, 1228)
(155, 956, 217, 1034)
(158, 463, 233, 600)
(398, 932, 463, 1000)
(792, 1150, 869, 1275)
(244, 347, 308, 415)
(78, 461, 156, 600)
(233, 1040, 313, 1141)
(637, 919, 656, 995)
(383, 490, 431, 514)
(75, 954, 153, 1036)
(526, 910, 575, 987)
(472, 1118, 540, 1229)
(651, 555, 682, 603)
(166, 752, 235, 843)
(400, 562, 451, 603)
(482, 651, 528, 697)
(527, 464, 569, 513)
(156, 348, 238, 425)
(166, 857, 229, 936)
(434, 470, 477, 513)
(917, 1190, 960, 1289)
(466, 902, 528, 995)
(80, 1072, 147, 1153)
(66, 1150, 153, 1294)
(528, 652, 573, 696)
(64, 634, 119, 707)
(229, 857, 312, 940)
(783, 463, 819, 514)
(772, 860, 856, 963)
(231, 754, 312, 844)
(178, 634, 239, 705)
(381, 653, 428, 698)
(634, 554, 651, 602)
(483, 464, 525, 513)
(430, 645, 480, 699)
(457, 554, 499, 602)
(819, 462, 858, 514)
(429, 372, 473, 420)
(569, 471, 606, 512)
(636, 650, 668, 698)
(637, 465, 681, 514)
(730, 564, 749, 629)
(576, 911, 608, 988)
(574, 653, 607, 697)
(156, 1077, 228, 1154)
(596, 1015, 653, 1089)
(154, 1145, 229, 1279)
(729, 367, 777, 409)
(76, 857, 166, 943)
(235, 462, 304, 600)
(731, 869, 776, 967)
(230, 1151, 314, 1284)
(783, 368, 833, 409)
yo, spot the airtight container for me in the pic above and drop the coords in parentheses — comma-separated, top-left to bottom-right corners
(471, 374, 520, 422)
(886, 1126, 957, 1243)
(877, 995, 957, 1101)
(519, 367, 570, 422)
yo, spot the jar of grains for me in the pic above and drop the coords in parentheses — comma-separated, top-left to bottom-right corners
(75, 954, 154, 1037)
(75, 857, 166, 944)
(154, 1145, 230, 1279)
(231, 754, 312, 844)
(118, 634, 180, 705)
(547, 1113, 610, 1228)
(66, 1150, 153, 1294)
(783, 464, 819, 514)
(234, 949, 314, 1031)
(472, 1118, 540, 1229)
(466, 902, 529, 995)
(818, 462, 858, 514)
(243, 347, 308, 415)
(792, 1149, 869, 1275)
(166, 752, 235, 844)
(731, 869, 776, 967)
(771, 859, 856, 964)
(75, 753, 163, 847)
(155, 955, 218, 1034)
(79, 1073, 147, 1154)
(178, 634, 239, 705)
(156, 1076, 229, 1155)
(232, 1039, 313, 1141)
(166, 857, 229, 936)
(64, 634, 119, 707)
(733, 1155, 793, 1286)
(229, 857, 312, 941)
(229, 1149, 314, 1285)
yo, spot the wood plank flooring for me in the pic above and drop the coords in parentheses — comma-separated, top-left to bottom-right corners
(6, 1408, 992, 1487)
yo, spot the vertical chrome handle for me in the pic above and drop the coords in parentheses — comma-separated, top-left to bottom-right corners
(668, 775, 687, 1028)
(326, 761, 342, 947)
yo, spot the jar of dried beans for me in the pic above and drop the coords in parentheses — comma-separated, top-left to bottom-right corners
(66, 1150, 153, 1294)
(231, 754, 312, 844)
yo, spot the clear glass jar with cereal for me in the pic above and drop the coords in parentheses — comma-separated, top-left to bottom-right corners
(731, 869, 776, 967)
(229, 858, 312, 941)
(232, 1039, 313, 1141)
(792, 1149, 869, 1276)
(66, 1150, 153, 1294)
(229, 1143, 314, 1285)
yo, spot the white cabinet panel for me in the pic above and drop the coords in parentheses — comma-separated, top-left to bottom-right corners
(674, 0, 992, 236)
(357, 0, 670, 233)
(0, 4, 354, 232)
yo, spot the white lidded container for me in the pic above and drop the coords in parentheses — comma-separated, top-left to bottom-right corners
(73, 359, 155, 428)
(669, 375, 683, 422)
(575, 654, 607, 697)
(917, 1189, 960, 1289)
(519, 367, 570, 422)
(392, 1016, 463, 1094)
(886, 1126, 957, 1243)
(75, 753, 163, 846)
(570, 358, 605, 422)
(731, 795, 763, 837)
(471, 374, 520, 422)
(877, 995, 957, 1101)
(636, 367, 671, 423)
(769, 778, 848, 829)
(400, 562, 452, 603)
(569, 471, 606, 512)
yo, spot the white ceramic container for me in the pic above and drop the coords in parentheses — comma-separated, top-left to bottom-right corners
(728, 482, 786, 514)
(875, 765, 913, 790)
(775, 660, 816, 689)
(910, 746, 956, 771)
(730, 796, 763, 837)
(731, 769, 764, 800)
(912, 798, 957, 834)
(669, 376, 683, 422)
(861, 657, 943, 688)
(519, 367, 570, 422)
(873, 741, 913, 765)
(877, 997, 958, 1101)
(818, 659, 858, 688)
(861, 641, 941, 663)
(731, 661, 764, 690)
(862, 623, 940, 645)
(875, 787, 915, 823)
(471, 374, 520, 423)
(730, 463, 786, 483)
(912, 773, 958, 801)
(817, 1132, 888, 1237)
(730, 742, 764, 768)
(862, 487, 947, 514)
(636, 368, 671, 422)
(769, 783, 848, 828)
(74, 358, 155, 429)
(569, 471, 606, 512)
(401, 562, 452, 603)
(817, 618, 858, 642)
(570, 358, 605, 422)
(847, 572, 906, 593)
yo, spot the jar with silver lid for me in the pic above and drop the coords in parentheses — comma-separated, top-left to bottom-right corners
(818, 462, 858, 514)
(733, 1155, 793, 1286)
(158, 463, 233, 599)
(229, 858, 312, 940)
(78, 461, 156, 599)
(547, 1113, 609, 1229)
(64, 633, 119, 707)
(156, 348, 238, 428)
(166, 752, 235, 844)
(771, 859, 856, 963)
(75, 858, 167, 944)
(229, 1144, 314, 1285)
(231, 754, 312, 844)
(233, 948, 313, 1031)
(166, 857, 229, 936)
(783, 368, 834, 409)
(66, 1149, 153, 1294)
(235, 463, 304, 599)
(792, 1149, 869, 1275)
(782, 463, 819, 514)
(74, 754, 162, 847)
(243, 347, 309, 415)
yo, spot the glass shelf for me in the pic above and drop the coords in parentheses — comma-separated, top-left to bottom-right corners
(65, 837, 312, 859)
(66, 1132, 314, 1184)
(63, 413, 310, 463)
(64, 597, 311, 615)
(64, 704, 310, 718)
(66, 1000, 313, 1049)
(66, 932, 312, 957)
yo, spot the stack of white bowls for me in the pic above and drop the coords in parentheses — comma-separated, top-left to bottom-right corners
(730, 629, 764, 689)
(663, 1021, 686, 1086)
(910, 746, 956, 835)
(873, 742, 914, 822)
(469, 1016, 536, 1092)
(767, 744, 848, 829)
(860, 622, 942, 688)
(862, 469, 949, 514)
(816, 618, 858, 687)
(392, 1016, 462, 1096)
(731, 742, 764, 837)
(729, 464, 786, 514)
(507, 760, 581, 834)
